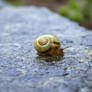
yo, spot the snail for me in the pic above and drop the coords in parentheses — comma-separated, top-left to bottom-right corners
(34, 35, 64, 56)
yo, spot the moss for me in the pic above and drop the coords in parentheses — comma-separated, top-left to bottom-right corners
(87, 0, 92, 20)
(58, 0, 84, 23)
(7, 0, 24, 6)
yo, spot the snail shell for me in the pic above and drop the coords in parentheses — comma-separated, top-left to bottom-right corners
(34, 35, 63, 56)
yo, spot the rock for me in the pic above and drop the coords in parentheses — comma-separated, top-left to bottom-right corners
(0, 6, 92, 92)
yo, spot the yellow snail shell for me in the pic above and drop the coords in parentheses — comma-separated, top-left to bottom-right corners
(34, 35, 63, 56)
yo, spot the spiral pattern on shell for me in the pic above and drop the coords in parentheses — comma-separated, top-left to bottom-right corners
(34, 35, 61, 55)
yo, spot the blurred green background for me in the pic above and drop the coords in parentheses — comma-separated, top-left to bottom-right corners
(6, 0, 92, 29)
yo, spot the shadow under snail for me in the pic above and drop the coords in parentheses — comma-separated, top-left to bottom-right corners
(34, 35, 64, 57)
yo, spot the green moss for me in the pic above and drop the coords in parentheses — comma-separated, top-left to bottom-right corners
(7, 0, 24, 6)
(40, 0, 55, 2)
(87, 0, 92, 20)
(58, 0, 84, 23)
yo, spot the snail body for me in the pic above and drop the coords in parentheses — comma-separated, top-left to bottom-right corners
(34, 35, 64, 56)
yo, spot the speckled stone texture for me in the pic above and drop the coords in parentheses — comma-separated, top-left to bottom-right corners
(0, 6, 92, 92)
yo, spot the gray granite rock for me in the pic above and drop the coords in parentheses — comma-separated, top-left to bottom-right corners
(0, 6, 92, 92)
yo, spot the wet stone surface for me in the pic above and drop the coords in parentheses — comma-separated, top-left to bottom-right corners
(0, 7, 92, 92)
